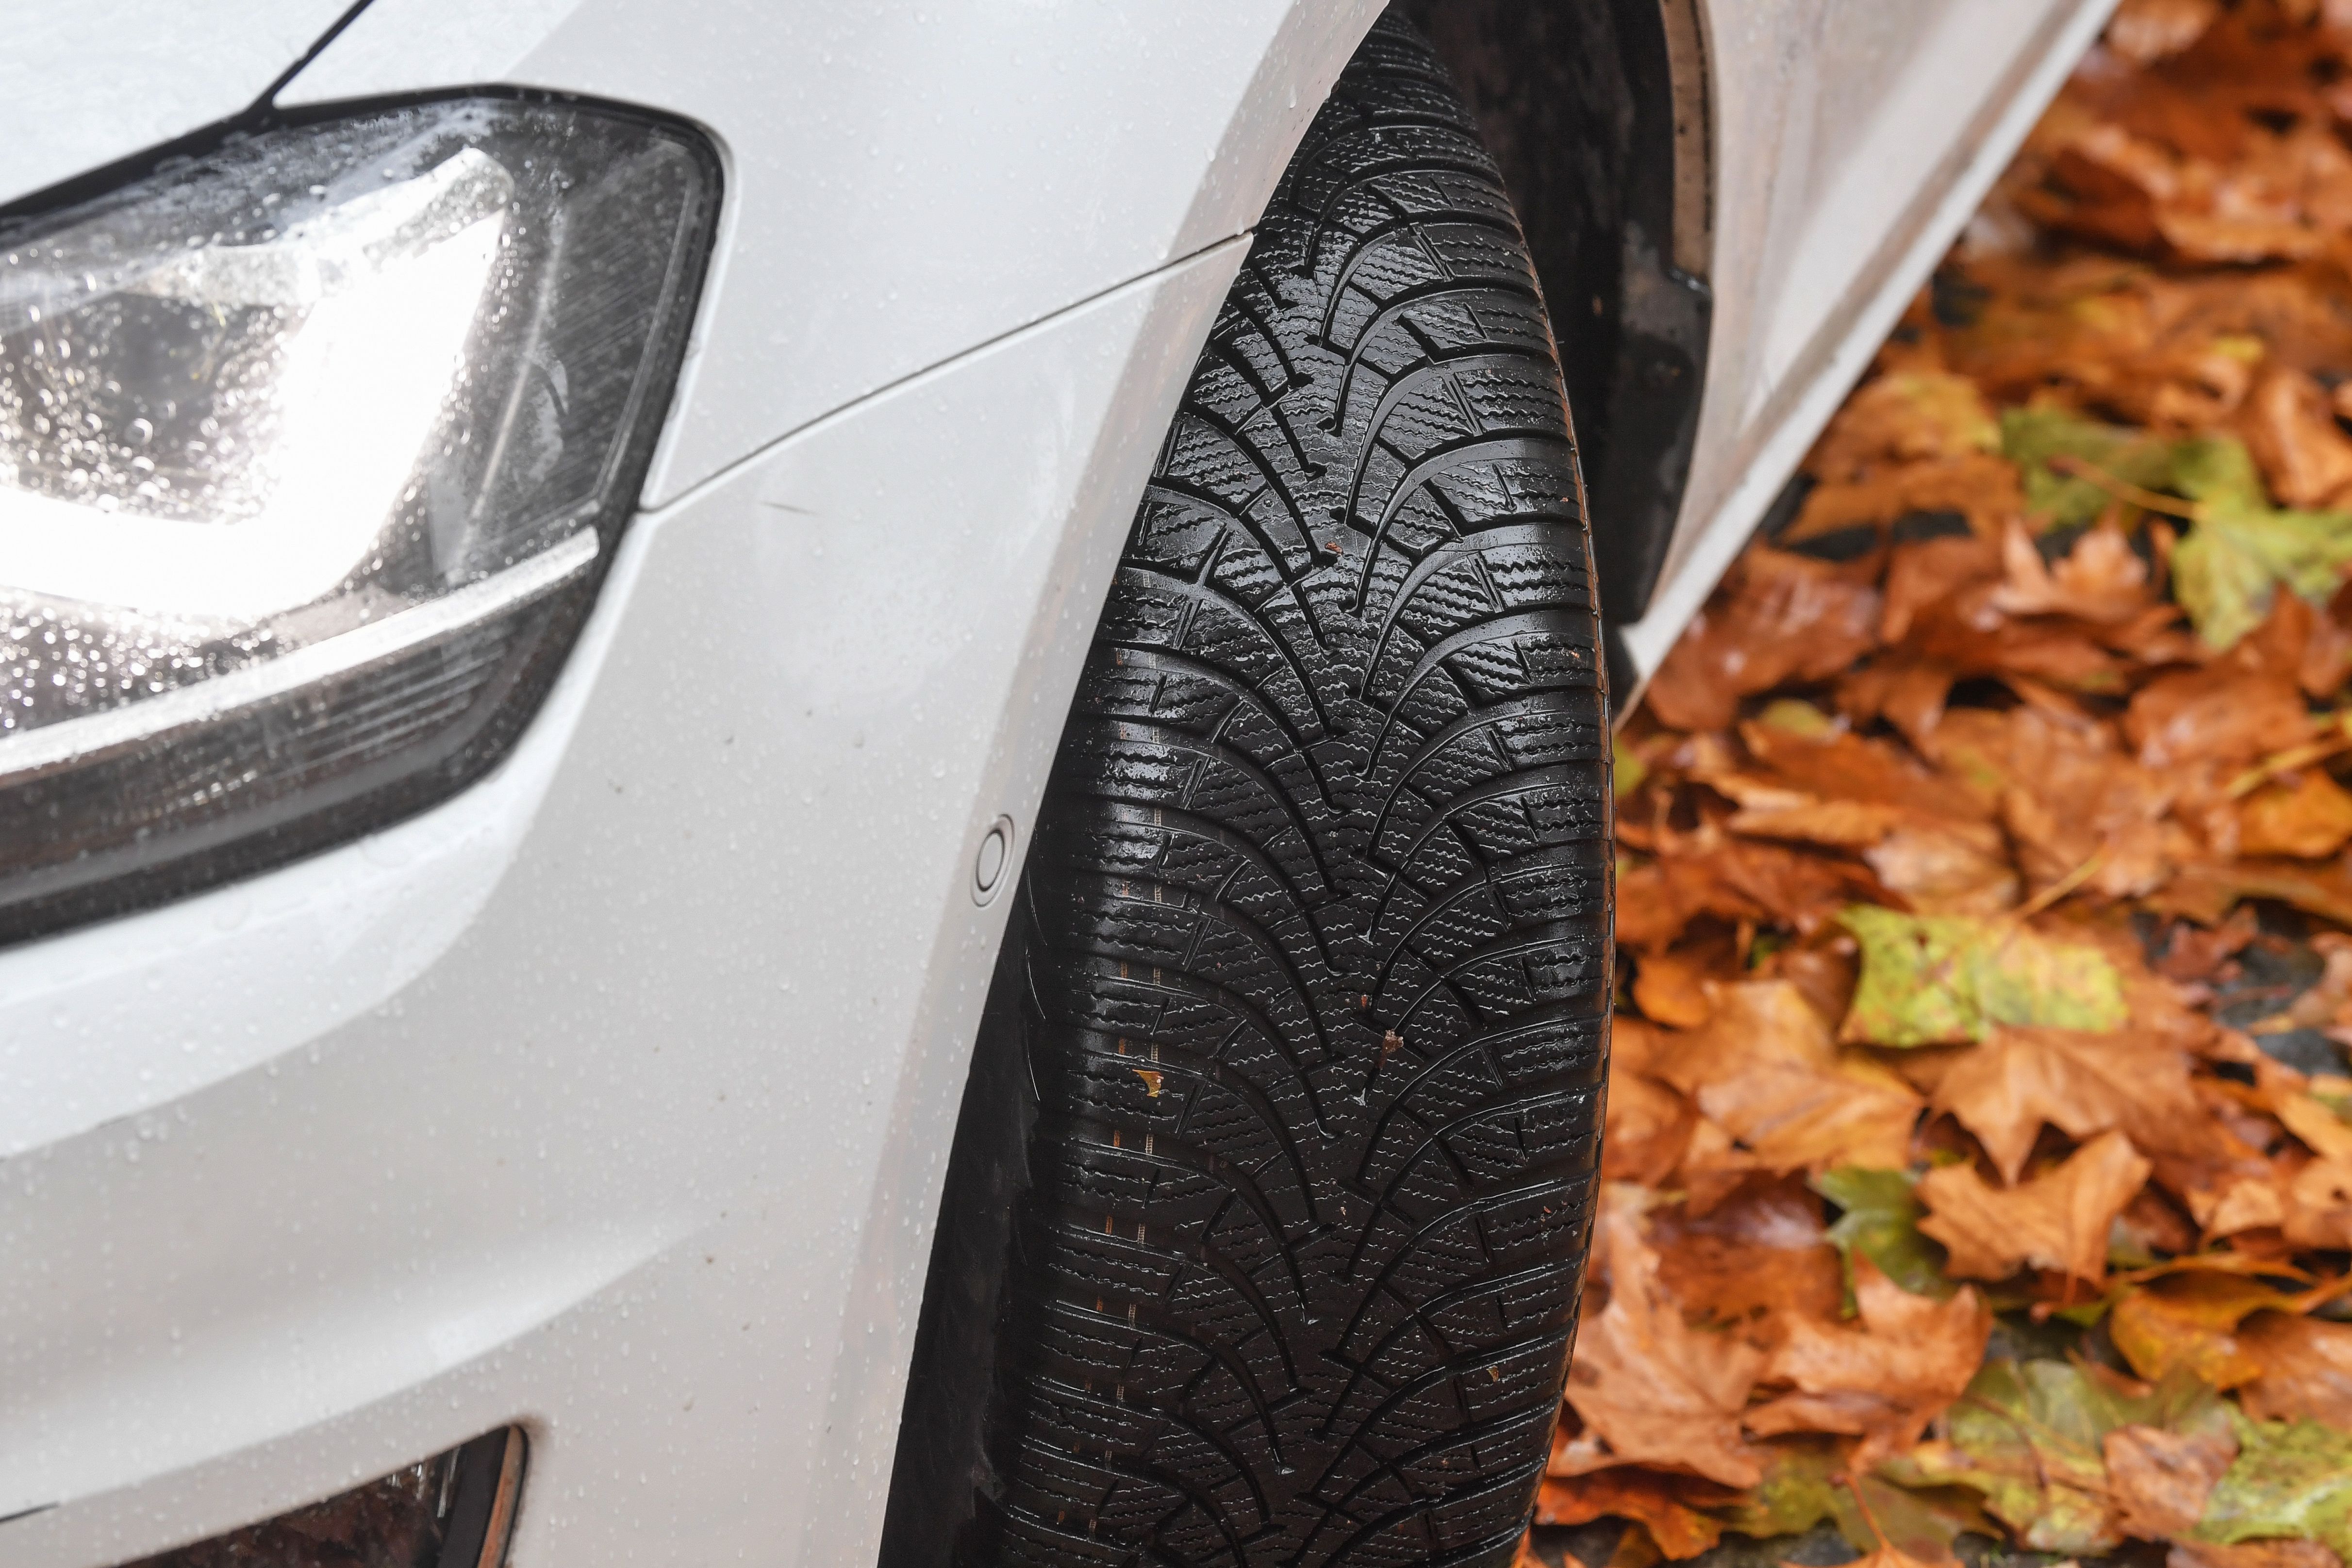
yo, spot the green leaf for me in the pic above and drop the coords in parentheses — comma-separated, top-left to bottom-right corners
(2174, 494, 2352, 651)
(1997, 413, 2352, 650)
(1887, 1358, 2230, 1554)
(2002, 406, 2181, 530)
(1837, 906, 2128, 1046)
(1756, 697, 1837, 737)
(2198, 1410, 2352, 1558)
(1716, 1437, 1842, 1537)
(2174, 434, 2352, 644)
(1613, 736, 1648, 799)
(1830, 1475, 1992, 1563)
(1811, 1166, 1953, 1304)
(1885, 1359, 2115, 1552)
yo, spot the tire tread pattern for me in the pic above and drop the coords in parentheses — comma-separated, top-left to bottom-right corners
(962, 17, 1610, 1567)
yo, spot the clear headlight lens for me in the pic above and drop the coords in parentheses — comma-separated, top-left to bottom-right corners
(0, 99, 718, 943)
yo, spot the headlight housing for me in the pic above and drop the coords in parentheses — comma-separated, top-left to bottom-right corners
(0, 98, 719, 944)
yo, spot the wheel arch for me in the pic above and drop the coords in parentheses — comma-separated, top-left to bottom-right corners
(1400, 0, 1716, 656)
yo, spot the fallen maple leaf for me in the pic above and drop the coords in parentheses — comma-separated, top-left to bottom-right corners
(1806, 371, 2002, 481)
(2239, 1312, 2352, 1431)
(1532, 1467, 1725, 1560)
(2160, 857, 2352, 932)
(1886, 1358, 2135, 1552)
(2106, 0, 2220, 65)
(2239, 770, 2352, 859)
(1603, 1063, 1698, 1188)
(2198, 1409, 2352, 1560)
(1839, 907, 2129, 1046)
(1931, 1023, 2206, 1183)
(2110, 1269, 2323, 1387)
(1922, 703, 2183, 901)
(1645, 548, 1882, 732)
(1590, 14, 2352, 1561)
(1647, 981, 1923, 1175)
(1787, 456, 2024, 547)
(1630, 949, 1715, 1028)
(1813, 1166, 1954, 1302)
(2128, 660, 2317, 769)
(2107, 1419, 2239, 1537)
(2244, 367, 2352, 511)
(1648, 1178, 1846, 1328)
(1743, 1254, 1990, 1469)
(1917, 1128, 2153, 1283)
(1554, 1188, 1767, 1487)
(2170, 1540, 2347, 1568)
(1813, 1544, 1939, 1568)
(1990, 517, 2154, 623)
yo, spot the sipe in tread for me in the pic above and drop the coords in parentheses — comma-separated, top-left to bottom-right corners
(915, 12, 1613, 1568)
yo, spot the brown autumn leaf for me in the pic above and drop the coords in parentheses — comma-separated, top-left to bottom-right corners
(1865, 823, 2023, 917)
(1648, 1178, 1846, 1328)
(1739, 714, 1994, 823)
(1879, 533, 2003, 647)
(2238, 1309, 2352, 1430)
(1676, 1116, 1770, 1220)
(1646, 981, 1923, 1175)
(2170, 1542, 2347, 1568)
(1903, 587, 2137, 697)
(1917, 1129, 2153, 1282)
(1645, 547, 1883, 732)
(1615, 828, 1888, 949)
(1742, 1253, 1992, 1469)
(1601, 12, 2352, 1554)
(2244, 366, 2352, 509)
(1605, 1047, 1698, 1188)
(1692, 720, 2020, 912)
(2239, 768, 2352, 858)
(2126, 663, 2316, 770)
(1752, 940, 1861, 1031)
(1605, 1073, 1698, 1188)
(2105, 1420, 2238, 1537)
(1806, 370, 2001, 482)
(1632, 949, 1717, 1027)
(2106, 0, 2221, 66)
(1789, 456, 2024, 546)
(1922, 704, 2183, 901)
(2303, 585, 2352, 697)
(2109, 1268, 2313, 1386)
(1822, 1546, 1945, 1568)
(1989, 518, 2155, 624)
(2159, 856, 2352, 931)
(1711, 783, 1908, 850)
(1555, 1188, 1768, 1488)
(1533, 1468, 1726, 1561)
(2201, 1152, 2352, 1254)
(1931, 1024, 2207, 1184)
(1837, 654, 1966, 747)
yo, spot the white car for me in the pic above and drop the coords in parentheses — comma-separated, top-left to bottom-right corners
(0, 3, 2116, 1566)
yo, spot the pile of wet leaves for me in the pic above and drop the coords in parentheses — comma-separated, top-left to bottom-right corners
(1527, 4, 2352, 1567)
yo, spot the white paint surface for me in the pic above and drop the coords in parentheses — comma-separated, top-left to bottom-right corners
(0, 2, 348, 207)
(1615, 0, 2122, 681)
(279, 0, 1386, 509)
(0, 242, 1242, 1568)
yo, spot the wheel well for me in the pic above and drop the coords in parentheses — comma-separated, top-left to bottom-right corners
(1399, 0, 1713, 639)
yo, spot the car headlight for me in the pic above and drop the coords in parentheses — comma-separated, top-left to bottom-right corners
(0, 98, 719, 945)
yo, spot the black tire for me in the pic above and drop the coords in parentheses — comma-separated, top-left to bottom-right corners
(883, 13, 1612, 1568)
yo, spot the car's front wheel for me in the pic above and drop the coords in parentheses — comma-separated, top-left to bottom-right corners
(886, 13, 1613, 1567)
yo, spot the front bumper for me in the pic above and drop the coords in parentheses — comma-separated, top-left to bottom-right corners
(0, 242, 1242, 1568)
